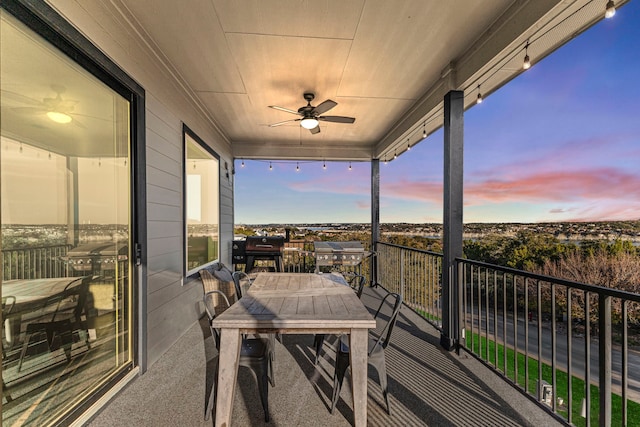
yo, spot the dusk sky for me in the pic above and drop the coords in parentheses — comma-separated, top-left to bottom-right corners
(234, 2, 640, 225)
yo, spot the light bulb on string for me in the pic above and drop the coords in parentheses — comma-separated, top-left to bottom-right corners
(523, 42, 531, 70)
(19, 143, 23, 153)
(323, 160, 326, 170)
(241, 159, 245, 168)
(384, 157, 388, 165)
(407, 138, 411, 151)
(605, 0, 616, 18)
(269, 162, 273, 171)
(348, 161, 352, 171)
(476, 85, 483, 104)
(393, 151, 397, 159)
(296, 162, 300, 172)
(422, 122, 427, 139)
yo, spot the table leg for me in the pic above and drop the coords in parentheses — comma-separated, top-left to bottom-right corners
(215, 328, 241, 427)
(349, 329, 368, 427)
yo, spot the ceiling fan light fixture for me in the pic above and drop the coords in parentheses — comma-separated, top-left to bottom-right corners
(46, 111, 72, 124)
(300, 117, 319, 130)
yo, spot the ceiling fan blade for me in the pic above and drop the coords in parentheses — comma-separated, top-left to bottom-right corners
(269, 118, 300, 127)
(313, 99, 337, 115)
(318, 115, 355, 124)
(1, 89, 44, 107)
(268, 105, 301, 115)
(309, 125, 321, 134)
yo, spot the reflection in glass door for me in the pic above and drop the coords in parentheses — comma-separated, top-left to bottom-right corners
(1, 10, 132, 425)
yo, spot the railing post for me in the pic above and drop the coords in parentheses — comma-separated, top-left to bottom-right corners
(441, 89, 464, 351)
(599, 295, 611, 427)
(370, 158, 380, 287)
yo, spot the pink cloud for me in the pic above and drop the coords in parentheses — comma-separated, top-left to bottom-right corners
(466, 168, 640, 204)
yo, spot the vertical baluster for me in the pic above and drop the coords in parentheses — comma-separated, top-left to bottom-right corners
(598, 294, 611, 426)
(585, 291, 591, 427)
(484, 267, 489, 361)
(622, 300, 628, 426)
(567, 288, 573, 424)
(502, 273, 507, 374)
(493, 270, 498, 367)
(537, 279, 542, 396)
(513, 274, 518, 384)
(525, 277, 529, 392)
(551, 283, 557, 412)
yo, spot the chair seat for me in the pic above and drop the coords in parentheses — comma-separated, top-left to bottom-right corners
(240, 337, 269, 359)
(337, 334, 383, 358)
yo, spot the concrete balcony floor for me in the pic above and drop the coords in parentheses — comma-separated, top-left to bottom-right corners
(89, 287, 563, 426)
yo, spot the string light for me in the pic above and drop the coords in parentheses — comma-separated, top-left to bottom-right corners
(393, 151, 397, 159)
(348, 161, 352, 171)
(323, 160, 326, 170)
(407, 138, 411, 151)
(476, 85, 483, 104)
(241, 159, 245, 167)
(605, 0, 616, 18)
(422, 122, 427, 139)
(523, 41, 531, 70)
(48, 151, 52, 160)
(269, 162, 273, 171)
(19, 143, 23, 153)
(296, 162, 300, 172)
(384, 157, 388, 165)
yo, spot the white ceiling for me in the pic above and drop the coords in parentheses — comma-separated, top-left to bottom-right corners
(2, 0, 622, 161)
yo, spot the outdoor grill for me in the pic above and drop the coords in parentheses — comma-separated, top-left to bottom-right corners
(313, 241, 365, 272)
(241, 236, 285, 272)
(66, 242, 128, 279)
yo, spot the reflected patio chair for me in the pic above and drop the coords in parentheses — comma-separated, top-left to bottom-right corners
(2, 296, 16, 403)
(331, 292, 403, 415)
(203, 290, 274, 422)
(313, 274, 366, 365)
(17, 277, 91, 372)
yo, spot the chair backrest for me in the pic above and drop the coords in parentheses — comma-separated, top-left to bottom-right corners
(349, 274, 366, 299)
(370, 292, 403, 354)
(2, 296, 16, 316)
(203, 290, 231, 350)
(199, 269, 236, 311)
(231, 271, 252, 299)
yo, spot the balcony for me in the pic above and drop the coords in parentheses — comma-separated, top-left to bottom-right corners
(87, 284, 562, 427)
(80, 240, 637, 426)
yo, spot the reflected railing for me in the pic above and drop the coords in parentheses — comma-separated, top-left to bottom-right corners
(2, 244, 71, 280)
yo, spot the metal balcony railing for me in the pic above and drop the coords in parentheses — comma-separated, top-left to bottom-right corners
(456, 258, 640, 426)
(375, 242, 444, 331)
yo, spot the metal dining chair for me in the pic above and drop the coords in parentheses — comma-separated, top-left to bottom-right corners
(203, 290, 274, 422)
(313, 274, 366, 365)
(330, 291, 403, 415)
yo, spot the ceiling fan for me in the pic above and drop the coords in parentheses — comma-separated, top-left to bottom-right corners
(2, 84, 88, 127)
(268, 93, 355, 134)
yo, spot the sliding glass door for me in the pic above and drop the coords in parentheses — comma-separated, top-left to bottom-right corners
(1, 9, 133, 425)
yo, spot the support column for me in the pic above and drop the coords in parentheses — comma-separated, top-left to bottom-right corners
(370, 159, 380, 287)
(441, 90, 464, 351)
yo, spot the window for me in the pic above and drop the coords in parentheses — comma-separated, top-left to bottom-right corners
(184, 126, 220, 276)
(1, 8, 133, 425)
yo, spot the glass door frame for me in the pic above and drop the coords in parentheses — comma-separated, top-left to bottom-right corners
(1, 0, 147, 422)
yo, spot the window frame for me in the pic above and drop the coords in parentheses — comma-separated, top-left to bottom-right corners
(183, 124, 221, 277)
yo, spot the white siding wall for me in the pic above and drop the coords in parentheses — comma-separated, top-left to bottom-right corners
(46, 0, 235, 367)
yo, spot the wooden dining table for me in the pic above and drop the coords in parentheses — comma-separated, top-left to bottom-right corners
(211, 272, 376, 426)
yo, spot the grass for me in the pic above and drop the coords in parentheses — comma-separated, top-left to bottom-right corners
(465, 331, 640, 426)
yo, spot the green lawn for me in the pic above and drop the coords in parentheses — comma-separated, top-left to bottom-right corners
(465, 331, 640, 426)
